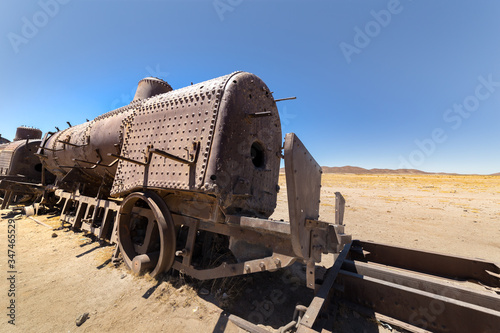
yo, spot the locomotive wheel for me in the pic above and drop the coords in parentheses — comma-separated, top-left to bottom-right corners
(118, 191, 176, 277)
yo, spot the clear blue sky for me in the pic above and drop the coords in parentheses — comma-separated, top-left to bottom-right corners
(1, 0, 499, 174)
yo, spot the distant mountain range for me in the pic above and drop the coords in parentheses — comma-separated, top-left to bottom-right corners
(321, 166, 431, 174)
(280, 165, 499, 175)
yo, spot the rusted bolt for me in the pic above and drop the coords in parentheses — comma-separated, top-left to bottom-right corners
(245, 265, 251, 273)
(259, 262, 265, 271)
(274, 258, 281, 267)
(175, 249, 187, 257)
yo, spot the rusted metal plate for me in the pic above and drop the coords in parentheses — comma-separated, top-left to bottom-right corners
(337, 269, 500, 333)
(352, 240, 500, 288)
(334, 192, 345, 225)
(226, 215, 291, 234)
(171, 213, 295, 258)
(299, 241, 500, 333)
(339, 301, 433, 333)
(172, 252, 296, 280)
(284, 133, 321, 259)
(0, 141, 19, 175)
(41, 103, 137, 196)
(341, 259, 500, 312)
(205, 72, 281, 217)
(112, 74, 232, 194)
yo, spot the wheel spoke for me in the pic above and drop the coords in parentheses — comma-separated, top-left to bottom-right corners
(136, 217, 156, 254)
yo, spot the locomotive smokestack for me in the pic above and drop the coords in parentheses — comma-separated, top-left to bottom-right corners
(132, 77, 173, 102)
(13, 126, 42, 141)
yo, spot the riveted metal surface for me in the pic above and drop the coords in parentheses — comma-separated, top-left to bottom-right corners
(0, 140, 44, 182)
(44, 123, 88, 177)
(206, 72, 282, 217)
(111, 72, 240, 195)
(39, 71, 281, 218)
(41, 102, 139, 196)
(13, 126, 42, 141)
(39, 80, 157, 192)
(0, 141, 20, 175)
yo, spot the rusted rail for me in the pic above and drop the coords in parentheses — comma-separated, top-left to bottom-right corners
(295, 240, 500, 333)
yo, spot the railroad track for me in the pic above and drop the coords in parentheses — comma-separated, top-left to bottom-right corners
(227, 240, 500, 333)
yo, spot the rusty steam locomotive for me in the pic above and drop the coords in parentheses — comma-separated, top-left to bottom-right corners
(0, 72, 350, 287)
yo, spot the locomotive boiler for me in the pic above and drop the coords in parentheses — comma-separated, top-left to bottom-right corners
(39, 73, 281, 216)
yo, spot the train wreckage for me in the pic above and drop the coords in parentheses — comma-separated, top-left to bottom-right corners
(1, 72, 499, 333)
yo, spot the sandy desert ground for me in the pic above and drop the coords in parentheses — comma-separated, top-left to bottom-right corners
(274, 173, 500, 264)
(0, 173, 499, 333)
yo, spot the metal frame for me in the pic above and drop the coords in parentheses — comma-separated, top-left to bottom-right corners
(58, 190, 120, 242)
(46, 132, 351, 286)
(0, 180, 45, 209)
